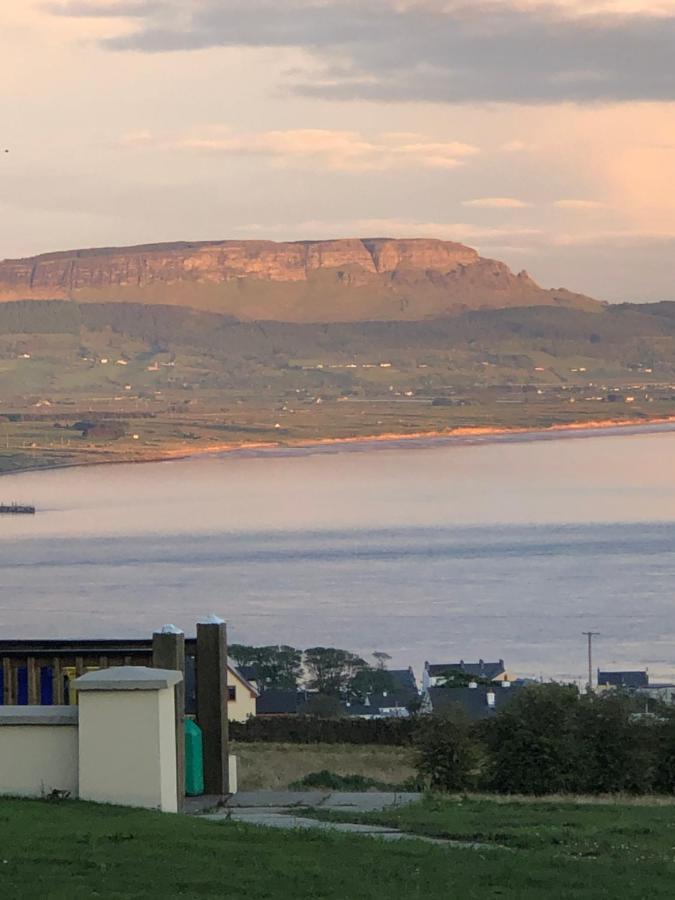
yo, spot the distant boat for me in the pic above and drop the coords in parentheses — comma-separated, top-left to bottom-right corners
(0, 503, 36, 515)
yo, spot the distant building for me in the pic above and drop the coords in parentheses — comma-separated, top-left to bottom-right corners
(237, 665, 259, 691)
(389, 667, 418, 698)
(597, 670, 649, 691)
(226, 659, 259, 722)
(637, 683, 675, 705)
(344, 691, 411, 719)
(255, 689, 312, 716)
(421, 681, 522, 720)
(344, 666, 420, 718)
(423, 659, 511, 690)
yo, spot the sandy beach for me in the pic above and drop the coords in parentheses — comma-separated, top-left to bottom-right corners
(137, 414, 675, 461)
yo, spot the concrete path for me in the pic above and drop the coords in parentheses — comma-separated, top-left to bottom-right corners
(201, 791, 498, 850)
(206, 808, 457, 845)
(225, 790, 419, 812)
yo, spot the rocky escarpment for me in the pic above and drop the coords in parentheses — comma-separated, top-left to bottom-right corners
(0, 238, 599, 322)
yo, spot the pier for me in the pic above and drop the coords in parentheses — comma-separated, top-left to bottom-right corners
(0, 504, 36, 515)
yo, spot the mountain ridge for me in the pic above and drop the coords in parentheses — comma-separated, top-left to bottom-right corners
(0, 237, 600, 323)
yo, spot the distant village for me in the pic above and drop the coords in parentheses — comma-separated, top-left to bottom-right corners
(225, 654, 670, 724)
(0, 637, 669, 725)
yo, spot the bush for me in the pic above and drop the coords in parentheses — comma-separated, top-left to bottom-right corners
(229, 715, 416, 746)
(414, 712, 479, 792)
(481, 684, 662, 795)
(575, 693, 658, 794)
(654, 710, 675, 793)
(482, 684, 583, 794)
(289, 770, 421, 792)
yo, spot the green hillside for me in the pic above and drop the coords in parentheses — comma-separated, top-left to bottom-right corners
(1, 299, 674, 475)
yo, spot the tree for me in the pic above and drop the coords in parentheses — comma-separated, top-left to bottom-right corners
(372, 651, 392, 670)
(483, 683, 582, 795)
(302, 694, 344, 718)
(304, 647, 367, 696)
(349, 667, 395, 702)
(437, 670, 492, 688)
(229, 644, 302, 690)
(575, 692, 658, 794)
(654, 708, 675, 793)
(415, 711, 479, 792)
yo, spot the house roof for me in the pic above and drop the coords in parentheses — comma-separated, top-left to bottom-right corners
(343, 703, 375, 717)
(237, 665, 258, 684)
(425, 684, 521, 721)
(227, 658, 259, 697)
(255, 689, 310, 715)
(367, 692, 410, 710)
(426, 660, 506, 681)
(388, 668, 418, 696)
(597, 670, 648, 689)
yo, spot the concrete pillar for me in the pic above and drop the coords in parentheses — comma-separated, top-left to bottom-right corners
(75, 666, 183, 813)
(196, 621, 229, 795)
(152, 629, 185, 811)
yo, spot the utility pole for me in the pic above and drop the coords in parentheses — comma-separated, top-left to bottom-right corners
(582, 631, 600, 692)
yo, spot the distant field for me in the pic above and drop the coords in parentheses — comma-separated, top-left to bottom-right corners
(2, 299, 675, 474)
(232, 741, 416, 790)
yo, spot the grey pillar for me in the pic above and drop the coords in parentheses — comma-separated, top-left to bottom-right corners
(196, 620, 229, 795)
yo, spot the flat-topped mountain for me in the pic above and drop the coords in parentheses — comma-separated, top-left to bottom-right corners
(0, 238, 599, 322)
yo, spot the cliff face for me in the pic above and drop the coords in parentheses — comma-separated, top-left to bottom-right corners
(0, 238, 598, 322)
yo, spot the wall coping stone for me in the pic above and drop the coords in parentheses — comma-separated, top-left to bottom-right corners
(0, 706, 78, 725)
(75, 666, 183, 692)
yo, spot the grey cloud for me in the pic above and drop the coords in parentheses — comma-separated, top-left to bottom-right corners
(46, 1, 163, 17)
(54, 0, 675, 103)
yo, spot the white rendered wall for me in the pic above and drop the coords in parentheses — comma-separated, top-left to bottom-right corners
(78, 689, 178, 812)
(0, 723, 78, 798)
(228, 754, 238, 795)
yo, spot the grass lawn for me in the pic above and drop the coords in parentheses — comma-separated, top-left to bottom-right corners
(2, 796, 675, 899)
(0, 796, 471, 900)
(306, 793, 675, 898)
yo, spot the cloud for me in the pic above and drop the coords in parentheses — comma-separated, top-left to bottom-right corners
(501, 140, 529, 152)
(48, 0, 675, 104)
(234, 216, 544, 248)
(462, 197, 531, 208)
(118, 129, 155, 146)
(46, 0, 158, 16)
(161, 128, 479, 171)
(553, 228, 675, 246)
(554, 199, 606, 209)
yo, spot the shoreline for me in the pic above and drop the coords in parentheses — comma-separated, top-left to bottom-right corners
(4, 414, 675, 478)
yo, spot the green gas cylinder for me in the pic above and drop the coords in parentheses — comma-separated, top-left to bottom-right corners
(185, 718, 204, 796)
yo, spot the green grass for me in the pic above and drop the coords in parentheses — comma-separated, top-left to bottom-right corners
(0, 796, 494, 899)
(304, 793, 675, 897)
(2, 795, 675, 898)
(2, 301, 675, 476)
(233, 741, 415, 790)
(289, 769, 420, 792)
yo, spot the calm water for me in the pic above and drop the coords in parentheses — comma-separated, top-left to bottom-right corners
(2, 427, 675, 683)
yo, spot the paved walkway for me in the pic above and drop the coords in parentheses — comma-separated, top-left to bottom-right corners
(226, 790, 420, 812)
(201, 791, 497, 849)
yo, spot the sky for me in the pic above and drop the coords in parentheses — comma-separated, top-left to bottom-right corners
(2, 1, 675, 301)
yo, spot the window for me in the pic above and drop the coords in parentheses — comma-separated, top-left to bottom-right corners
(228, 686, 236, 702)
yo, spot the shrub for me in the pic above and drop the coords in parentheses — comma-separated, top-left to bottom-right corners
(482, 684, 582, 794)
(229, 715, 416, 746)
(289, 770, 421, 792)
(414, 712, 479, 792)
(654, 710, 675, 793)
(575, 693, 658, 794)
